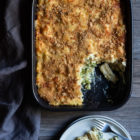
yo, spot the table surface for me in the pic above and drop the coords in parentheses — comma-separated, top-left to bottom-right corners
(39, 0, 140, 140)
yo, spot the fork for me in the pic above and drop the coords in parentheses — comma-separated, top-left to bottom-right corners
(93, 119, 130, 140)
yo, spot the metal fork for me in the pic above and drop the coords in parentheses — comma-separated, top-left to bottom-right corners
(93, 119, 130, 140)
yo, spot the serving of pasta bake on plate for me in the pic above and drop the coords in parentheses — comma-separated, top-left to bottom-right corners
(35, 0, 126, 106)
(76, 127, 119, 140)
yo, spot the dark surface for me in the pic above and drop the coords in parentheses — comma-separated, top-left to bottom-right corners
(32, 0, 132, 111)
(0, 0, 40, 140)
(39, 0, 140, 140)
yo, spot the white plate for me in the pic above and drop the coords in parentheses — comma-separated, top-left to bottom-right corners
(60, 115, 132, 140)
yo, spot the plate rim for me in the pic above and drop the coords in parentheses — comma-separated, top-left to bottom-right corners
(60, 115, 132, 140)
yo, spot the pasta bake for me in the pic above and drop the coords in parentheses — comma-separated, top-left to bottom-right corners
(35, 0, 126, 105)
(77, 127, 119, 140)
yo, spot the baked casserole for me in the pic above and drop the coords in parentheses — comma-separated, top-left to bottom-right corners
(35, 0, 126, 106)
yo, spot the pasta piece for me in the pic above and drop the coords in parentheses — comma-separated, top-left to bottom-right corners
(76, 134, 89, 140)
(87, 130, 98, 140)
(100, 63, 118, 83)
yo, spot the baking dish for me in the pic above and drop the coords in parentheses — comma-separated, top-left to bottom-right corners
(32, 0, 133, 111)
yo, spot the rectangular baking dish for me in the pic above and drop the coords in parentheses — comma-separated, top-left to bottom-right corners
(32, 0, 133, 111)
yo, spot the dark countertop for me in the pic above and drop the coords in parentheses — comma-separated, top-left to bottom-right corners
(39, 0, 140, 139)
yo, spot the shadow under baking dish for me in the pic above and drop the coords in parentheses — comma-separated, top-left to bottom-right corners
(32, 0, 133, 111)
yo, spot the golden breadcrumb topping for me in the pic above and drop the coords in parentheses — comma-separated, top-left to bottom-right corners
(36, 0, 126, 105)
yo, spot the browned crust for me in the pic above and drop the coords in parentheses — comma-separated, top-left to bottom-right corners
(36, 0, 126, 105)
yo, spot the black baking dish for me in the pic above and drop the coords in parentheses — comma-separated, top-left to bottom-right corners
(32, 0, 133, 111)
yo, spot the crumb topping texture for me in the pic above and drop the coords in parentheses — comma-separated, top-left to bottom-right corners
(36, 0, 126, 105)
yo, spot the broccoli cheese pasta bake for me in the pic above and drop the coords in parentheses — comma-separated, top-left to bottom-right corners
(35, 0, 126, 105)
(76, 127, 119, 140)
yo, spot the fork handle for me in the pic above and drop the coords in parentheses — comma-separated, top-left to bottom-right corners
(110, 130, 130, 140)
